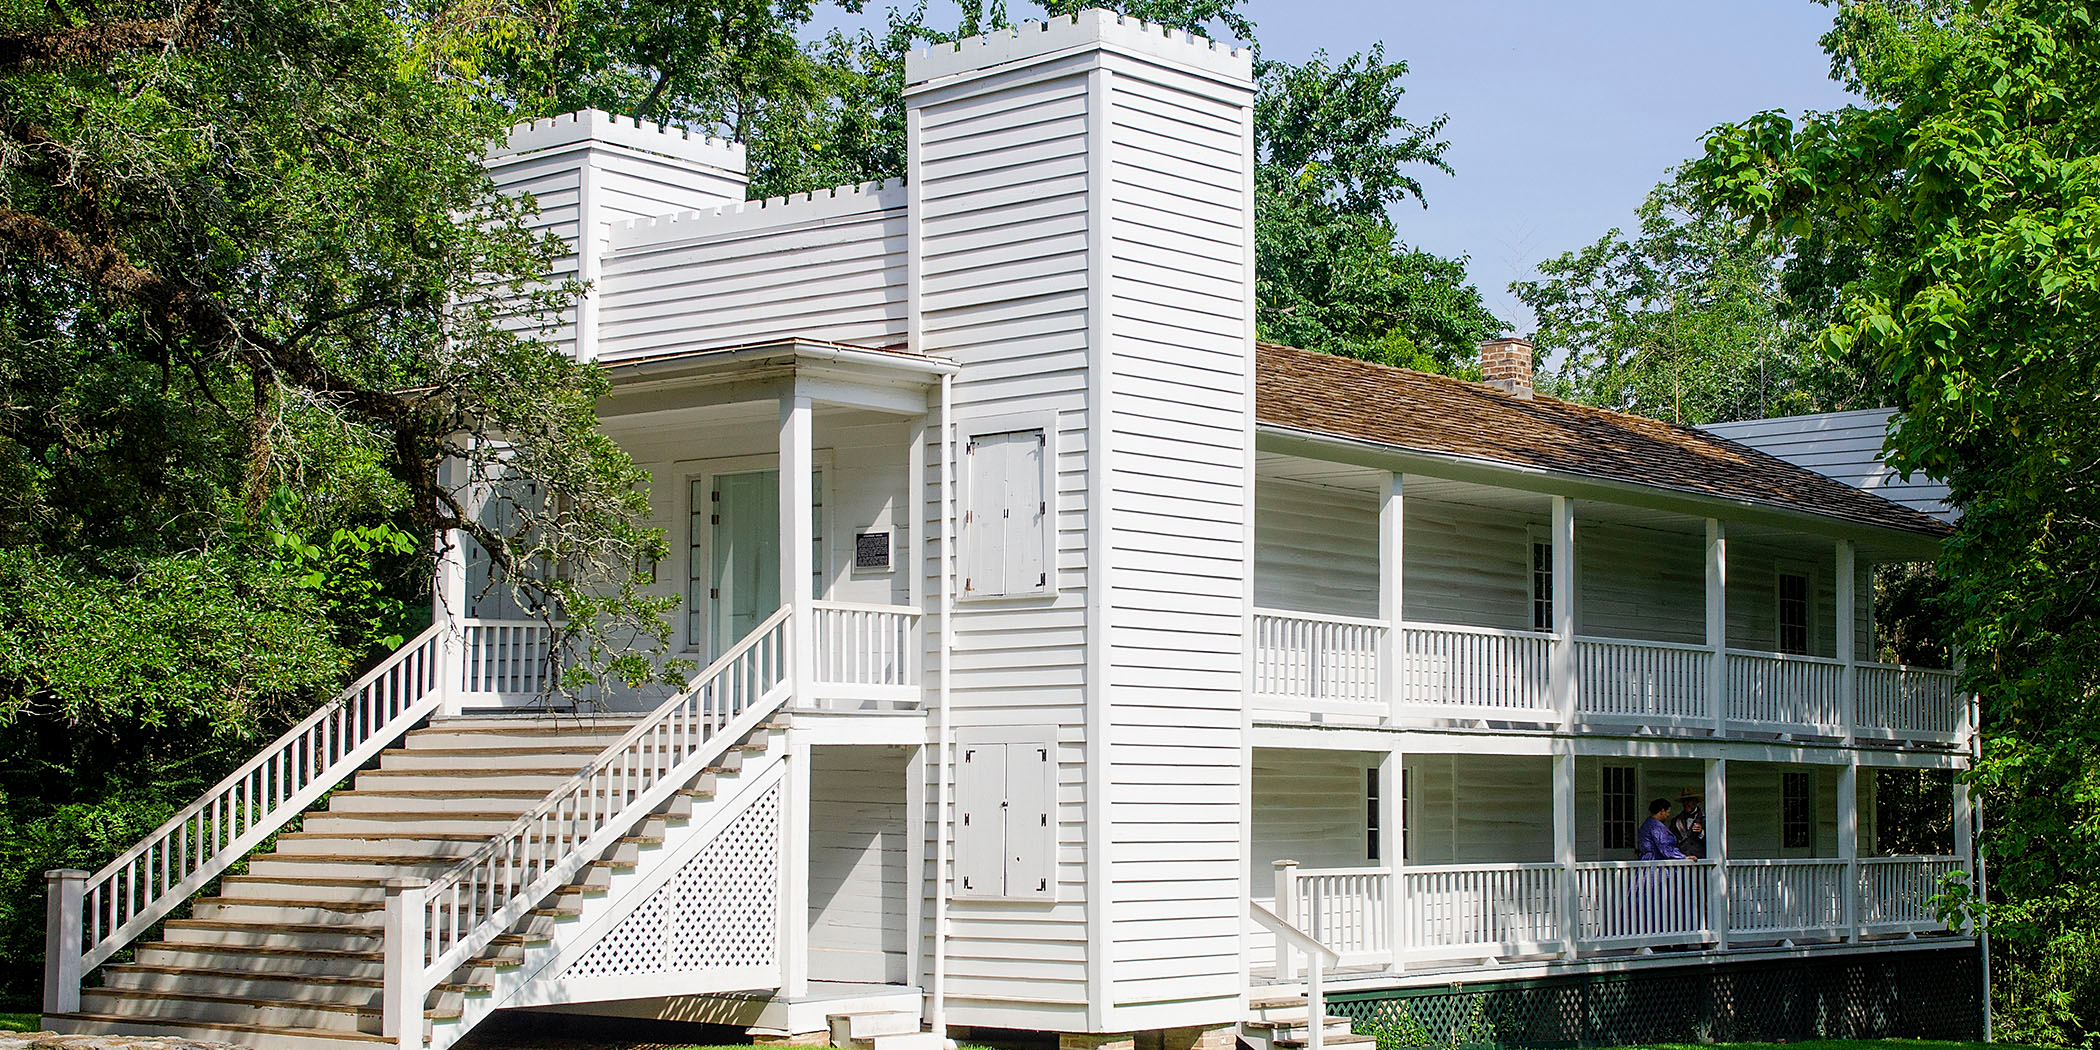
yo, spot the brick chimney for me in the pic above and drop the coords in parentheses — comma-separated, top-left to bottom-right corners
(1480, 337, 1535, 399)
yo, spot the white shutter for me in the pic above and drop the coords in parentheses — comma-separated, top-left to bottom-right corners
(1006, 431, 1046, 595)
(964, 436, 1008, 596)
(1006, 741, 1055, 898)
(954, 744, 1007, 897)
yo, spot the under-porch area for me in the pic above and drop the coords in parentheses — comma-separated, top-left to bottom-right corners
(1248, 740, 1971, 981)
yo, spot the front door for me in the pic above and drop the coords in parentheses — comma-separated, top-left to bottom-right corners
(708, 469, 781, 658)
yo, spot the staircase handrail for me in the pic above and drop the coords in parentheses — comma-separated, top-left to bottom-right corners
(59, 623, 453, 977)
(1249, 900, 1339, 1050)
(406, 605, 794, 995)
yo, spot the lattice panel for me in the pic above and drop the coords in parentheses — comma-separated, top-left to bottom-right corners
(561, 783, 782, 980)
(1330, 943, 1981, 1049)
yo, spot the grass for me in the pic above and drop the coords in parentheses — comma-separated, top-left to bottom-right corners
(0, 1012, 38, 1033)
(1594, 1042, 2022, 1050)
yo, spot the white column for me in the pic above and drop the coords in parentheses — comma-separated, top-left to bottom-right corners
(42, 868, 84, 1014)
(780, 740, 812, 997)
(907, 416, 928, 611)
(435, 456, 473, 716)
(1837, 539, 1857, 744)
(1953, 774, 1977, 934)
(1838, 760, 1860, 942)
(1550, 497, 1577, 727)
(1273, 860, 1300, 981)
(1379, 473, 1405, 724)
(1378, 749, 1403, 969)
(1705, 758, 1729, 949)
(781, 392, 815, 701)
(1553, 749, 1578, 959)
(1706, 519, 1728, 735)
(382, 877, 429, 1050)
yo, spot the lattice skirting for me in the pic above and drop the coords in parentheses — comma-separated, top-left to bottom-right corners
(560, 782, 783, 980)
(1327, 944, 1983, 1049)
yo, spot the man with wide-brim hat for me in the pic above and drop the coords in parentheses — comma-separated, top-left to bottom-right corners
(1669, 786, 1706, 858)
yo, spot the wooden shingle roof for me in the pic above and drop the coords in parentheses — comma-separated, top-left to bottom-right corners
(1255, 342, 1950, 537)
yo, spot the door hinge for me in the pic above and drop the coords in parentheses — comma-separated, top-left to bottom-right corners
(963, 876, 973, 889)
(1039, 500, 1046, 515)
(964, 577, 972, 590)
(709, 587, 719, 599)
(1038, 572, 1047, 586)
(1002, 508, 1010, 518)
(711, 490, 720, 502)
(1038, 877, 1048, 891)
(710, 514, 719, 525)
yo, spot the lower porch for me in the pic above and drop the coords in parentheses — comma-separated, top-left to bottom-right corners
(1250, 745, 1971, 981)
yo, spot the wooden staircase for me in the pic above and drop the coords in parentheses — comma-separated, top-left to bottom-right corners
(1240, 996, 1373, 1050)
(46, 712, 788, 1050)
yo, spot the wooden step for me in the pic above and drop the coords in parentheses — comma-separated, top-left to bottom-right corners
(45, 1011, 400, 1050)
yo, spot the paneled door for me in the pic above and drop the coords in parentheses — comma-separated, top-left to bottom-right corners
(708, 469, 782, 658)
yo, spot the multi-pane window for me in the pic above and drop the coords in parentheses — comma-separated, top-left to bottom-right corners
(1400, 767, 1413, 863)
(1365, 768, 1381, 862)
(1602, 765, 1637, 851)
(1783, 771, 1814, 849)
(1530, 535, 1553, 632)
(1777, 571, 1811, 655)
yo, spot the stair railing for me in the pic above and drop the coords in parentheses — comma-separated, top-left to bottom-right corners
(385, 606, 794, 1047)
(1250, 899, 1341, 1050)
(43, 623, 455, 1014)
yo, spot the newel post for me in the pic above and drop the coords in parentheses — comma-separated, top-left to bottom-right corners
(43, 868, 85, 1015)
(1273, 859, 1300, 981)
(384, 877, 430, 1050)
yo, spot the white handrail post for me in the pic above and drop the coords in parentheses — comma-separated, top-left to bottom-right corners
(383, 877, 430, 1050)
(43, 868, 85, 1014)
(1705, 758, 1729, 949)
(1706, 519, 1727, 735)
(1837, 540, 1857, 744)
(780, 738, 812, 998)
(1274, 859, 1300, 981)
(1549, 496, 1576, 728)
(438, 628, 466, 719)
(1379, 473, 1405, 724)
(1306, 949, 1326, 1050)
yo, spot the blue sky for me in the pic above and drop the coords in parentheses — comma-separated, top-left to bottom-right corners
(1243, 1, 1860, 331)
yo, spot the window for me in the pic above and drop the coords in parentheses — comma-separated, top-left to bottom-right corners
(1602, 765, 1637, 851)
(1529, 529, 1554, 632)
(1783, 771, 1814, 849)
(955, 728, 1057, 900)
(1400, 766, 1413, 863)
(1366, 768, 1381, 863)
(1777, 570, 1811, 655)
(962, 427, 1049, 598)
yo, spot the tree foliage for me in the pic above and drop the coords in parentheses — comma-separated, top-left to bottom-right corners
(1686, 1, 2100, 1042)
(1514, 179, 1884, 424)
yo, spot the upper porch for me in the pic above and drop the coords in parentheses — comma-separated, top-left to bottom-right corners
(1249, 447, 1963, 747)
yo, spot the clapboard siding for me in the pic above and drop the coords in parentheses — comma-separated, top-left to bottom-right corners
(1725, 539, 1841, 658)
(909, 56, 1099, 1022)
(1102, 63, 1252, 1014)
(1252, 749, 1372, 874)
(486, 156, 582, 358)
(809, 746, 910, 983)
(1704, 408, 1956, 522)
(599, 189, 909, 358)
(1577, 522, 1705, 644)
(1402, 755, 1555, 865)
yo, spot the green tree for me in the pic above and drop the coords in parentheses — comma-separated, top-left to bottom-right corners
(1514, 179, 1883, 425)
(1688, 1, 2100, 1041)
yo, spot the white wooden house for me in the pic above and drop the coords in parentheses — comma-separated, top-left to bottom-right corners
(41, 12, 1979, 1050)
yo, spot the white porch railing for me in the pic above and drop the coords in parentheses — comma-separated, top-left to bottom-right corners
(1858, 855, 1962, 933)
(1856, 664, 1963, 743)
(45, 625, 453, 1014)
(1726, 650, 1847, 735)
(1397, 863, 1564, 962)
(1572, 860, 1715, 949)
(1398, 623, 1555, 718)
(811, 601, 921, 705)
(1251, 609, 1386, 713)
(1575, 637, 1711, 726)
(459, 618, 561, 698)
(1726, 859, 1846, 938)
(1278, 865, 1393, 967)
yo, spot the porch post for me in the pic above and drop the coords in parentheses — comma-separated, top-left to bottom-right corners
(1706, 519, 1727, 735)
(907, 416, 928, 611)
(382, 877, 429, 1050)
(1839, 760, 1860, 942)
(434, 456, 471, 716)
(1953, 773, 1976, 933)
(780, 739, 812, 997)
(1553, 748, 1578, 959)
(1378, 749, 1403, 970)
(781, 391, 816, 701)
(1837, 539, 1857, 744)
(1549, 496, 1576, 727)
(1705, 758, 1729, 949)
(1379, 473, 1405, 724)
(42, 868, 84, 1014)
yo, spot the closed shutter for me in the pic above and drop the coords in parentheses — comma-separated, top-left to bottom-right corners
(955, 744, 1007, 896)
(1006, 431, 1046, 595)
(964, 436, 1009, 596)
(1006, 741, 1055, 898)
